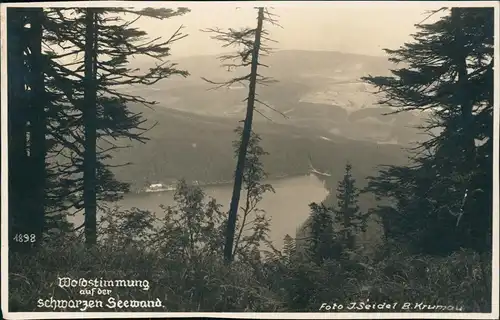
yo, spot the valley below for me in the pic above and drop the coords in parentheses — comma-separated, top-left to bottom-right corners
(109, 50, 420, 192)
(89, 50, 421, 251)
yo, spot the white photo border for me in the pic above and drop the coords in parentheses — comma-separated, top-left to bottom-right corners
(1, 1, 498, 319)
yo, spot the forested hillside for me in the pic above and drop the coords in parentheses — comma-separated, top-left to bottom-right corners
(103, 105, 408, 192)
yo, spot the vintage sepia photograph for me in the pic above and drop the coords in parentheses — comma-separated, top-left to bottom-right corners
(1, 1, 498, 319)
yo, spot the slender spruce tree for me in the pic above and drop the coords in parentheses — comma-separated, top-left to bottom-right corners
(202, 7, 283, 263)
(306, 202, 336, 264)
(49, 7, 190, 245)
(334, 162, 367, 252)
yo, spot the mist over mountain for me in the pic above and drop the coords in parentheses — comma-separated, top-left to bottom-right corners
(128, 50, 427, 147)
(103, 50, 419, 192)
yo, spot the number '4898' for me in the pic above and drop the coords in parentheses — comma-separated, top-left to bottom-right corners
(13, 234, 36, 243)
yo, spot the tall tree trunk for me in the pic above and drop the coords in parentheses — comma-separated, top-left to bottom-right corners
(83, 9, 98, 247)
(7, 8, 30, 251)
(451, 8, 476, 169)
(451, 9, 484, 250)
(451, 8, 490, 302)
(224, 8, 264, 263)
(26, 8, 46, 246)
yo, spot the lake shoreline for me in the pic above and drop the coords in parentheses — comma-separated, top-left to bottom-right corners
(69, 174, 330, 250)
(130, 172, 312, 196)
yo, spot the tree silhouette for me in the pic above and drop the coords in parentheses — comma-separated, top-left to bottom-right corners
(334, 162, 367, 252)
(202, 7, 283, 263)
(363, 7, 493, 255)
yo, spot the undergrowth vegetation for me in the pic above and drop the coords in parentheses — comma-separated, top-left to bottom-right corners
(9, 182, 491, 313)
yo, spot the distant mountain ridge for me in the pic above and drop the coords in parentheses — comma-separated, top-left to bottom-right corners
(128, 49, 426, 145)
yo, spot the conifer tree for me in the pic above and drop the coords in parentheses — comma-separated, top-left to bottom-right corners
(8, 7, 190, 246)
(282, 234, 296, 264)
(334, 162, 367, 252)
(363, 7, 493, 255)
(50, 7, 189, 245)
(306, 202, 336, 264)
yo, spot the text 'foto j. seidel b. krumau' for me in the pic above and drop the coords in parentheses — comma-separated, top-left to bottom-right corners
(319, 301, 464, 311)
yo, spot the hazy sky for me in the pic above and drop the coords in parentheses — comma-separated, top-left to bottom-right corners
(130, 2, 448, 58)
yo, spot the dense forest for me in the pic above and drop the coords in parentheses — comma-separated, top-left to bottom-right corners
(6, 6, 494, 313)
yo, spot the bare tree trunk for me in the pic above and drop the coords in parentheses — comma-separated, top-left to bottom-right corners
(7, 8, 29, 251)
(224, 8, 265, 263)
(26, 8, 46, 246)
(83, 9, 98, 247)
(232, 189, 252, 257)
